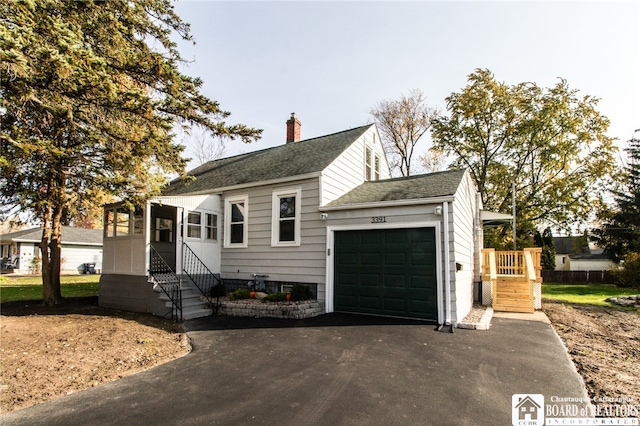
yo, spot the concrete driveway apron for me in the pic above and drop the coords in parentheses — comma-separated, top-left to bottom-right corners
(1, 314, 589, 425)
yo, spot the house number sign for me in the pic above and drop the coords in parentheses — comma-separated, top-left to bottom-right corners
(371, 216, 387, 223)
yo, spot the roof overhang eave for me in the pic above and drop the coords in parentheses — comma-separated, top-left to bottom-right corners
(480, 210, 513, 227)
(320, 195, 456, 212)
(160, 172, 322, 197)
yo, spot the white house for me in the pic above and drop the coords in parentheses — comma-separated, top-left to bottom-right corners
(99, 115, 486, 326)
(0, 226, 103, 274)
(553, 237, 614, 272)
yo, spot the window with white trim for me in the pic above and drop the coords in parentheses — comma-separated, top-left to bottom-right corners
(116, 208, 130, 236)
(271, 188, 301, 246)
(374, 154, 381, 180)
(224, 195, 248, 247)
(365, 146, 372, 181)
(104, 209, 115, 238)
(104, 207, 144, 238)
(187, 211, 202, 238)
(133, 209, 144, 235)
(206, 213, 217, 240)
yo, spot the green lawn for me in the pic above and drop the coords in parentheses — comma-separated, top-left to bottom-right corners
(0, 274, 100, 303)
(542, 282, 639, 306)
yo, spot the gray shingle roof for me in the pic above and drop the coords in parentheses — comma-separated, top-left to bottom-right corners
(0, 226, 103, 245)
(163, 125, 373, 195)
(326, 169, 467, 207)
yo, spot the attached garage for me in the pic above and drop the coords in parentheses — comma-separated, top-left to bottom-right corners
(323, 169, 483, 326)
(334, 227, 438, 321)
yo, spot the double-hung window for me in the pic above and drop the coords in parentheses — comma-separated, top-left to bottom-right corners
(365, 146, 373, 181)
(272, 188, 301, 246)
(224, 195, 248, 247)
(206, 213, 217, 240)
(374, 154, 381, 180)
(187, 211, 202, 239)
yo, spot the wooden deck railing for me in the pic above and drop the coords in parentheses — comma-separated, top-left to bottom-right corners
(482, 248, 542, 281)
(482, 247, 542, 313)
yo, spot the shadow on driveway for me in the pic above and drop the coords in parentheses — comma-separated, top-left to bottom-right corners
(186, 312, 438, 331)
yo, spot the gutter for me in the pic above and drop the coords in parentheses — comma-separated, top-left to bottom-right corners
(440, 201, 454, 333)
(161, 172, 322, 197)
(320, 195, 456, 212)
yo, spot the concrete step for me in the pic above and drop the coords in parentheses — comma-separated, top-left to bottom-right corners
(182, 306, 213, 320)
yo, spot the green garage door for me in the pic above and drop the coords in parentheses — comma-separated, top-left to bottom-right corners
(334, 227, 438, 321)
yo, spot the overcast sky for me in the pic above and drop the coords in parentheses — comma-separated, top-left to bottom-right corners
(171, 1, 640, 167)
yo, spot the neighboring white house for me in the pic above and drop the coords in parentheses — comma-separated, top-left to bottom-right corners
(99, 115, 490, 326)
(0, 226, 103, 274)
(553, 236, 614, 271)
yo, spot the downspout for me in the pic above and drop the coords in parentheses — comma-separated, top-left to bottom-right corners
(441, 201, 453, 332)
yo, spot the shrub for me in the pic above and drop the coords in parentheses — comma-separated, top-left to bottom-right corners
(291, 284, 312, 301)
(210, 283, 226, 298)
(612, 252, 640, 288)
(229, 288, 251, 300)
(264, 292, 288, 302)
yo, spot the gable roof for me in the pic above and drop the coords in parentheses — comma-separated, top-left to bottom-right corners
(163, 125, 373, 196)
(324, 169, 467, 208)
(553, 236, 589, 256)
(0, 226, 103, 246)
(553, 236, 611, 260)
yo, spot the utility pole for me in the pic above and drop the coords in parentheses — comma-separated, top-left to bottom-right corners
(512, 182, 517, 250)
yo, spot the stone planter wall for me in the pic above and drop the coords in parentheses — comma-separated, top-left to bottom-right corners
(217, 300, 325, 319)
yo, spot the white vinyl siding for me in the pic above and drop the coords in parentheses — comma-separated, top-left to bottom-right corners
(102, 237, 146, 275)
(450, 172, 478, 323)
(101, 194, 222, 276)
(60, 245, 103, 273)
(321, 126, 390, 205)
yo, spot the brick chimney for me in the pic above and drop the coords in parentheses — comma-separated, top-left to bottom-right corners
(286, 112, 301, 143)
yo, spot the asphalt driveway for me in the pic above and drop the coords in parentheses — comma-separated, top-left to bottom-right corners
(1, 314, 589, 425)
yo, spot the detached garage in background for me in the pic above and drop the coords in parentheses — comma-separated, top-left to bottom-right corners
(0, 226, 103, 275)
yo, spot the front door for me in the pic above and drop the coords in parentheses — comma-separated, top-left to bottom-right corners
(150, 204, 177, 271)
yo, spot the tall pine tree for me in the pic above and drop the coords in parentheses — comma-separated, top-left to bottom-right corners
(592, 130, 640, 262)
(534, 227, 556, 270)
(0, 0, 262, 305)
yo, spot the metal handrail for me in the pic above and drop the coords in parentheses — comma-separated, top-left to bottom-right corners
(182, 242, 223, 301)
(149, 245, 182, 321)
